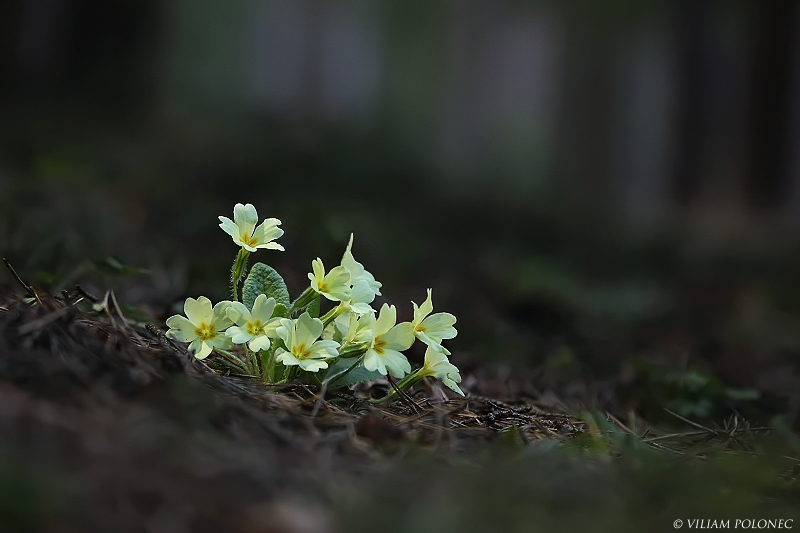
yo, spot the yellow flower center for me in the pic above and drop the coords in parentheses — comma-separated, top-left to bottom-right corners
(373, 337, 387, 354)
(194, 322, 217, 341)
(293, 343, 311, 360)
(246, 320, 263, 336)
(240, 233, 259, 248)
(414, 324, 426, 334)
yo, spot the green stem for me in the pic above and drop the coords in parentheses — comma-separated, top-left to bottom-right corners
(213, 355, 248, 374)
(289, 286, 318, 314)
(214, 349, 249, 374)
(284, 365, 300, 382)
(259, 345, 275, 383)
(320, 303, 345, 328)
(245, 346, 259, 376)
(371, 369, 427, 404)
(230, 248, 250, 302)
(337, 341, 370, 358)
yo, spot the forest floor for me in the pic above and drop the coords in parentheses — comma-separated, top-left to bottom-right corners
(2, 142, 800, 531)
(0, 278, 798, 533)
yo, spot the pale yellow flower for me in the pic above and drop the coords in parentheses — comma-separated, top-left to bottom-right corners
(166, 296, 233, 359)
(420, 346, 464, 396)
(309, 258, 352, 302)
(218, 203, 284, 252)
(226, 294, 281, 351)
(362, 304, 414, 378)
(275, 313, 340, 372)
(411, 289, 457, 354)
(341, 234, 381, 302)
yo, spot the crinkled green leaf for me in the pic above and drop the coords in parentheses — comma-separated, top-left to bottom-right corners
(272, 303, 289, 318)
(242, 263, 290, 311)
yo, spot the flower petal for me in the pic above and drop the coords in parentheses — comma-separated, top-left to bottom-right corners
(218, 216, 239, 240)
(341, 234, 382, 297)
(276, 318, 294, 347)
(263, 242, 285, 251)
(308, 339, 340, 359)
(381, 322, 414, 351)
(413, 289, 434, 325)
(348, 301, 374, 316)
(248, 335, 272, 352)
(184, 296, 213, 325)
(251, 295, 276, 322)
(165, 315, 196, 342)
(325, 265, 351, 288)
(226, 326, 252, 344)
(295, 313, 323, 347)
(442, 378, 465, 396)
(252, 219, 283, 248)
(363, 349, 387, 375)
(420, 312, 457, 341)
(194, 341, 213, 360)
(350, 279, 376, 305)
(374, 304, 396, 336)
(420, 311, 456, 331)
(323, 286, 352, 302)
(261, 317, 283, 338)
(227, 301, 251, 326)
(212, 300, 234, 330)
(311, 258, 325, 286)
(422, 346, 460, 384)
(233, 203, 258, 236)
(208, 335, 233, 351)
(298, 359, 328, 372)
(341, 234, 364, 277)
(380, 349, 411, 379)
(320, 266, 352, 302)
(422, 346, 447, 369)
(275, 348, 300, 367)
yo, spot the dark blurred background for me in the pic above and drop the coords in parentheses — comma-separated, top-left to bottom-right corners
(2, 0, 800, 423)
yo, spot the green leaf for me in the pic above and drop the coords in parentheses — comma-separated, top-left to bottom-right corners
(272, 303, 289, 318)
(242, 263, 291, 311)
(324, 358, 383, 390)
(306, 296, 321, 318)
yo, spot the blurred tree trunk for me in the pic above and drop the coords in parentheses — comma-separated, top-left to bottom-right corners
(745, 0, 797, 210)
(673, 0, 714, 206)
(674, 0, 797, 212)
(553, 7, 618, 215)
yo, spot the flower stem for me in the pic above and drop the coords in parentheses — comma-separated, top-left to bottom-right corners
(230, 248, 250, 302)
(371, 370, 425, 404)
(259, 344, 275, 383)
(284, 365, 300, 382)
(320, 303, 345, 327)
(337, 341, 370, 358)
(289, 286, 317, 314)
(213, 349, 249, 374)
(213, 354, 249, 374)
(245, 346, 260, 376)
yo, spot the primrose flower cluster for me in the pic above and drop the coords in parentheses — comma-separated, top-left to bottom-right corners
(165, 203, 464, 398)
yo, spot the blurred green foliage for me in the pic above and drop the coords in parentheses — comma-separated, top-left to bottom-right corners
(335, 429, 800, 533)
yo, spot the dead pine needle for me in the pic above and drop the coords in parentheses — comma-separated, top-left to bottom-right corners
(3, 258, 40, 304)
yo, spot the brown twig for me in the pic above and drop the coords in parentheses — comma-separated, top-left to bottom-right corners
(3, 258, 40, 303)
(74, 285, 99, 303)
